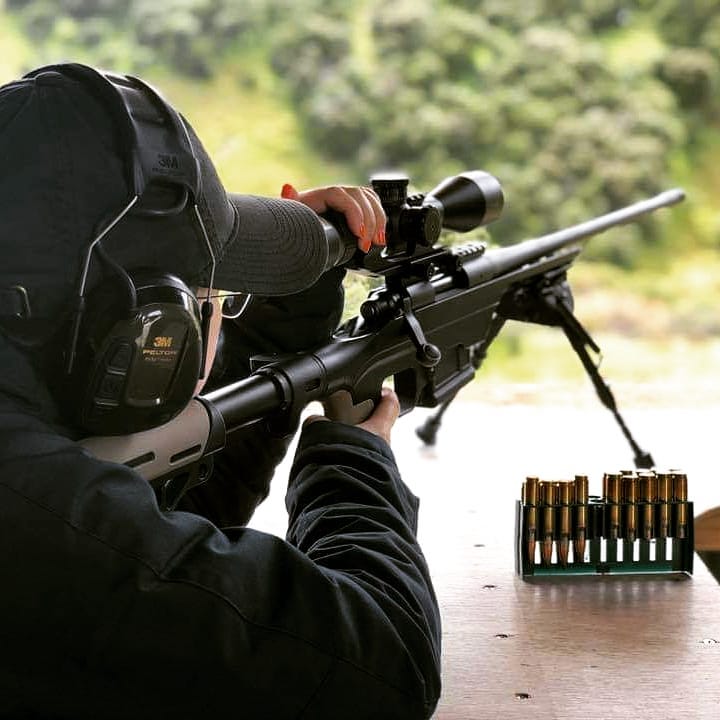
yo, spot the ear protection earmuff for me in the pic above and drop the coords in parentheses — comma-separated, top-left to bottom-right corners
(71, 270, 203, 435)
(22, 63, 215, 435)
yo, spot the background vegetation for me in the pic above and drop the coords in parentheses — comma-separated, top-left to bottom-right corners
(2, 0, 718, 402)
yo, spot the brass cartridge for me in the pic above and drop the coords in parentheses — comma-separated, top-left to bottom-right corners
(523, 476, 539, 565)
(574, 474, 589, 562)
(671, 470, 689, 539)
(622, 472, 638, 543)
(656, 472, 671, 539)
(638, 471, 657, 540)
(604, 472, 621, 540)
(557, 481, 572, 567)
(539, 481, 557, 566)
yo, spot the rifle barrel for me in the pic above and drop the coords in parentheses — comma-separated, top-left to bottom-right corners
(473, 188, 686, 281)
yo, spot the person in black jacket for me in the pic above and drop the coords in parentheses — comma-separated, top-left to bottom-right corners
(0, 64, 441, 718)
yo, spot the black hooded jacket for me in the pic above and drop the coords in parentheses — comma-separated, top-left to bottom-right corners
(0, 330, 441, 719)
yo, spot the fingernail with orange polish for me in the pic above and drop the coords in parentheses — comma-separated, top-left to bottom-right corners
(360, 237, 372, 253)
(281, 183, 296, 199)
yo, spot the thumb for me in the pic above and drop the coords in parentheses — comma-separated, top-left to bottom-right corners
(375, 387, 400, 423)
(357, 387, 400, 445)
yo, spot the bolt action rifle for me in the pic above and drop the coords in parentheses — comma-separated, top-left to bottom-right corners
(81, 172, 685, 507)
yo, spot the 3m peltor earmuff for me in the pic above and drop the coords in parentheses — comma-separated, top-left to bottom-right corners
(23, 63, 216, 436)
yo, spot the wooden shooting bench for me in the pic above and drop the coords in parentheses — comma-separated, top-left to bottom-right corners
(251, 396, 720, 719)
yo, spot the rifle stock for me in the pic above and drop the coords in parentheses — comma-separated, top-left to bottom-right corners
(81, 179, 685, 488)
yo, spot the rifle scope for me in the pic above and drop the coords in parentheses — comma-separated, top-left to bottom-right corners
(371, 170, 504, 254)
(322, 170, 504, 273)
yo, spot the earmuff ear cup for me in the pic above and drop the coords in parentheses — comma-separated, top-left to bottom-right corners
(69, 272, 202, 435)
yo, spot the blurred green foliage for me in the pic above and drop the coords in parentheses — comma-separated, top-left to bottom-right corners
(3, 0, 720, 391)
(3, 0, 720, 269)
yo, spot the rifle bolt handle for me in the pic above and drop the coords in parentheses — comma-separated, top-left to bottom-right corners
(418, 343, 441, 367)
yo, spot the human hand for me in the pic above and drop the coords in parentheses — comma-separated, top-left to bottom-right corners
(356, 387, 400, 444)
(305, 387, 401, 446)
(281, 183, 386, 253)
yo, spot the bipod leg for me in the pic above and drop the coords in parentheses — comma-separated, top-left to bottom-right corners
(550, 297, 654, 469)
(416, 395, 455, 446)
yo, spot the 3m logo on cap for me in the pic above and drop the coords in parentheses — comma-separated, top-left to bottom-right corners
(157, 153, 179, 170)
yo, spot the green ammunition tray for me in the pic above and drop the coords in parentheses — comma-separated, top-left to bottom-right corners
(515, 499, 694, 578)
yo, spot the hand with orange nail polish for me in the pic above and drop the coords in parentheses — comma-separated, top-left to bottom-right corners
(280, 182, 386, 254)
(281, 183, 299, 200)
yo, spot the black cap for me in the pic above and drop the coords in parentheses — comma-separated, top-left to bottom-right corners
(0, 64, 330, 327)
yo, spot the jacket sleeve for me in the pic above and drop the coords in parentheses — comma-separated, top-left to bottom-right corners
(0, 405, 441, 718)
(286, 420, 442, 717)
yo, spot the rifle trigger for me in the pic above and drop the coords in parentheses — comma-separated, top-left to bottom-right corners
(402, 298, 441, 368)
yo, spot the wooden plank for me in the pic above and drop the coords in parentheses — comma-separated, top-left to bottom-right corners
(250, 399, 720, 718)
